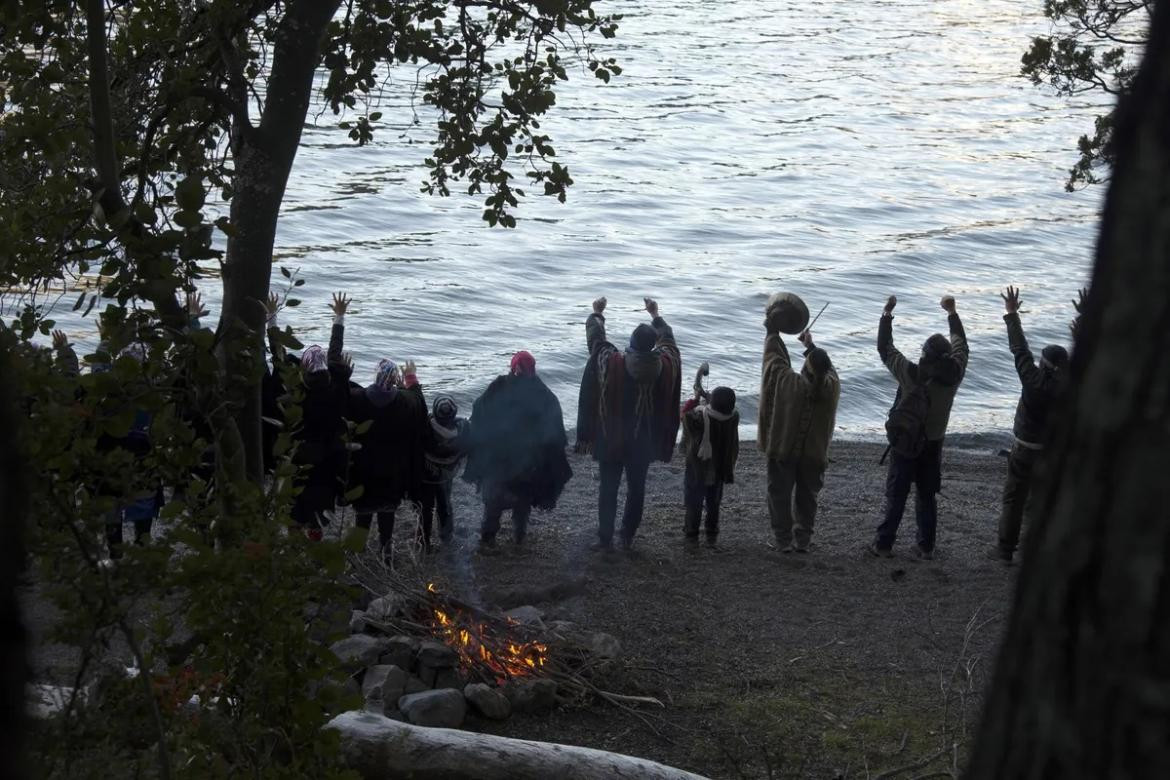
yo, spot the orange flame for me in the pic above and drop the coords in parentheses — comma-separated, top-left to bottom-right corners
(424, 585, 549, 682)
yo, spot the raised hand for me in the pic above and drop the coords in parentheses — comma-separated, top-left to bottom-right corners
(1001, 286, 1021, 314)
(51, 329, 69, 349)
(266, 291, 280, 318)
(186, 292, 208, 319)
(940, 295, 957, 314)
(330, 292, 351, 317)
(1073, 287, 1088, 314)
(592, 296, 607, 315)
(643, 297, 659, 319)
(403, 359, 417, 376)
(884, 295, 897, 315)
(798, 329, 813, 348)
(341, 351, 353, 372)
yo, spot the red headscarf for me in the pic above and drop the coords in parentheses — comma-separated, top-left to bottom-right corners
(510, 350, 536, 377)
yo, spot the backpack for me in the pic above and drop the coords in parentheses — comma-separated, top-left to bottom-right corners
(884, 381, 931, 459)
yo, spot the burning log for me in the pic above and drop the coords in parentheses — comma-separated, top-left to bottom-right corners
(350, 558, 668, 730)
(326, 710, 709, 780)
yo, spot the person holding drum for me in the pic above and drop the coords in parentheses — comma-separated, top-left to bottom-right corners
(757, 293, 841, 553)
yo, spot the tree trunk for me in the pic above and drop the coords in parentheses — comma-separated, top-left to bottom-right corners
(966, 5, 1170, 778)
(218, 0, 343, 483)
(326, 711, 708, 780)
(0, 343, 29, 779)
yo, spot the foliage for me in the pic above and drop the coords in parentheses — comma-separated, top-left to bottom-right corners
(1022, 0, 1152, 189)
(4, 294, 360, 777)
(0, 1, 622, 773)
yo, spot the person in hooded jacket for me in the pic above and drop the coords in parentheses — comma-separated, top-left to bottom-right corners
(680, 379, 739, 547)
(758, 322, 841, 553)
(872, 294, 969, 559)
(420, 395, 471, 549)
(463, 351, 571, 548)
(989, 286, 1070, 564)
(343, 347, 428, 556)
(576, 296, 682, 550)
(291, 293, 352, 540)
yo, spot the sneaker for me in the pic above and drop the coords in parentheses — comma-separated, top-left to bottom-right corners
(911, 544, 934, 561)
(985, 546, 1013, 565)
(590, 540, 614, 552)
(793, 542, 810, 554)
(780, 544, 795, 554)
(869, 542, 893, 558)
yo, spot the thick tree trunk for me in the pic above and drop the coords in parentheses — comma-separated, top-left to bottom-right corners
(219, 0, 343, 482)
(0, 343, 28, 779)
(326, 711, 708, 780)
(966, 5, 1170, 778)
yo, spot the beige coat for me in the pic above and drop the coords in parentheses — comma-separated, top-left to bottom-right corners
(757, 334, 840, 466)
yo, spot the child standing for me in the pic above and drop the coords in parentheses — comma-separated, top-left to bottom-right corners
(680, 368, 739, 547)
(420, 395, 472, 549)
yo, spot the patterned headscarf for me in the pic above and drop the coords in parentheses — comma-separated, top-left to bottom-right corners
(510, 350, 536, 377)
(301, 345, 327, 374)
(375, 359, 402, 390)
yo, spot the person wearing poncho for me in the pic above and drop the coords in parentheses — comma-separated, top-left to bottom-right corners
(462, 351, 571, 547)
(758, 319, 840, 554)
(575, 296, 682, 550)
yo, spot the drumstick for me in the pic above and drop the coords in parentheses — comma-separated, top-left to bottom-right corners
(807, 302, 829, 331)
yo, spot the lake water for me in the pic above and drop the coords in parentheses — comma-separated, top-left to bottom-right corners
(52, 0, 1110, 438)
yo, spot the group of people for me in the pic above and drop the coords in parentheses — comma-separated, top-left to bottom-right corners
(279, 293, 572, 555)
(59, 282, 1076, 564)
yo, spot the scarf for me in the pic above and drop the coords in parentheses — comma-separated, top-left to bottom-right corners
(375, 359, 401, 390)
(697, 405, 734, 460)
(301, 345, 327, 374)
(511, 350, 536, 377)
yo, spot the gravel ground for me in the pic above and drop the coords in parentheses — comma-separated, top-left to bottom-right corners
(28, 437, 1021, 779)
(379, 438, 1020, 779)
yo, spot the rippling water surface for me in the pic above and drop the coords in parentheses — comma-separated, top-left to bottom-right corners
(70, 0, 1115, 436)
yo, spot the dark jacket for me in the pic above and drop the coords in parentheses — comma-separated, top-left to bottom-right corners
(681, 399, 739, 487)
(424, 416, 472, 482)
(877, 312, 969, 442)
(463, 374, 571, 510)
(1004, 312, 1068, 446)
(576, 313, 682, 464)
(347, 381, 428, 510)
(294, 323, 351, 496)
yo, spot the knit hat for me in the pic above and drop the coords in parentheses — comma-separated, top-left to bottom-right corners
(628, 323, 657, 353)
(301, 345, 327, 374)
(710, 386, 736, 416)
(922, 333, 951, 359)
(433, 395, 458, 422)
(375, 359, 401, 389)
(511, 350, 536, 377)
(1041, 344, 1069, 369)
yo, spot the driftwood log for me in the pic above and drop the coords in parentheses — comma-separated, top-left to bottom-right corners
(326, 710, 709, 780)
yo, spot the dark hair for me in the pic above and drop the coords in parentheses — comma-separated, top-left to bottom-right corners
(1041, 344, 1069, 369)
(711, 386, 736, 415)
(923, 333, 951, 359)
(805, 348, 833, 401)
(628, 323, 658, 353)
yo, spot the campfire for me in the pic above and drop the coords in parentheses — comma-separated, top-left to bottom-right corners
(426, 583, 549, 683)
(344, 558, 667, 733)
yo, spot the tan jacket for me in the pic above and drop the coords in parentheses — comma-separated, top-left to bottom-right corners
(757, 334, 840, 466)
